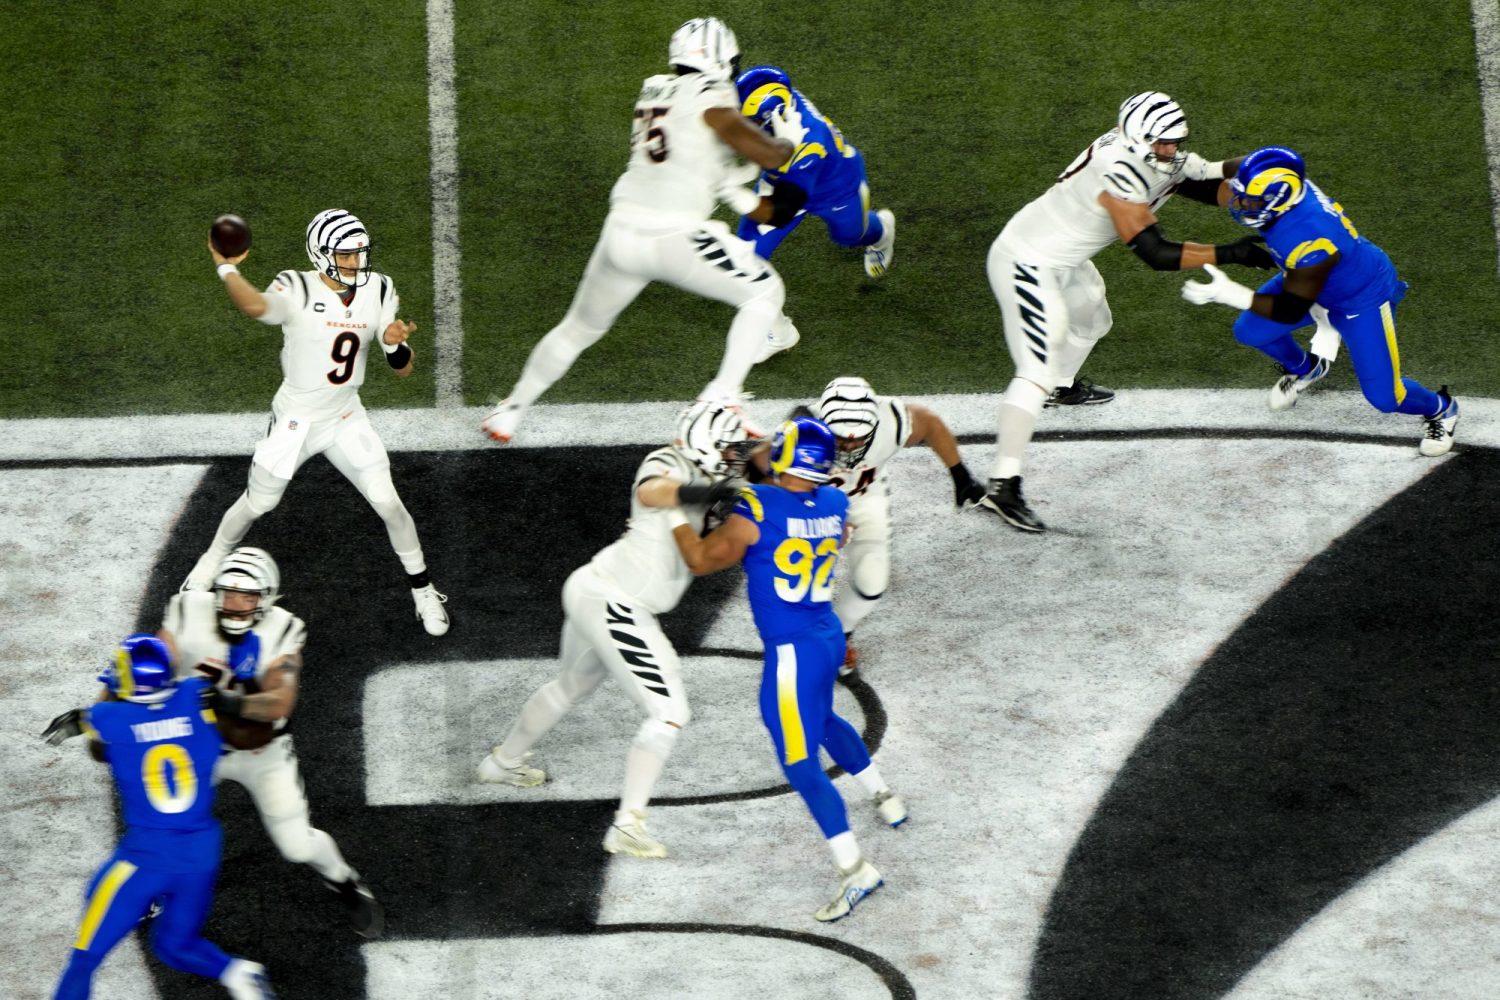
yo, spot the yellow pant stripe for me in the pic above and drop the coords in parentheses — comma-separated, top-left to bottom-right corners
(776, 644, 808, 765)
(1382, 301, 1405, 406)
(73, 859, 137, 951)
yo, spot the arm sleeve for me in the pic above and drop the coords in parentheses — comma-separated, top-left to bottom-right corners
(1174, 178, 1223, 206)
(257, 271, 299, 326)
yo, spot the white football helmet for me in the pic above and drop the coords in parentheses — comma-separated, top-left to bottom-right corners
(668, 17, 740, 83)
(306, 209, 373, 287)
(213, 547, 280, 636)
(675, 400, 750, 477)
(1117, 91, 1189, 175)
(816, 376, 881, 470)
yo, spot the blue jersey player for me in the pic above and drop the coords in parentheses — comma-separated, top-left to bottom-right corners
(670, 417, 907, 923)
(1182, 145, 1459, 455)
(733, 66, 896, 278)
(41, 635, 276, 1000)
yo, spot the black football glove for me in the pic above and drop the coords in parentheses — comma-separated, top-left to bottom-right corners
(42, 708, 84, 746)
(678, 477, 745, 508)
(200, 683, 245, 717)
(1217, 235, 1276, 269)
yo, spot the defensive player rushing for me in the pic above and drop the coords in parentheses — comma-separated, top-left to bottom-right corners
(982, 91, 1272, 532)
(477, 401, 751, 858)
(192, 209, 450, 637)
(160, 548, 384, 938)
(672, 417, 906, 922)
(42, 636, 276, 1000)
(1182, 145, 1459, 455)
(482, 17, 800, 444)
(813, 376, 986, 673)
(730, 65, 897, 362)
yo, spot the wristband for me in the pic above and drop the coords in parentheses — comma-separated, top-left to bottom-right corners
(386, 342, 412, 368)
(217, 263, 239, 280)
(666, 509, 690, 530)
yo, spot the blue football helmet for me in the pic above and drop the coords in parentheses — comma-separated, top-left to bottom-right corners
(769, 416, 838, 484)
(1229, 146, 1307, 229)
(736, 65, 794, 130)
(98, 634, 176, 704)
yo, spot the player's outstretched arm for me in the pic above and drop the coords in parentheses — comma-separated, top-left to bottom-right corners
(705, 107, 794, 170)
(208, 239, 270, 318)
(671, 513, 758, 576)
(1099, 194, 1273, 272)
(381, 320, 416, 378)
(905, 403, 986, 508)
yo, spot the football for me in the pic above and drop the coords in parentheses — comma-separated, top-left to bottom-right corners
(210, 214, 252, 257)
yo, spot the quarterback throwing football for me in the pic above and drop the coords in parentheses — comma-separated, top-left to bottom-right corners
(191, 209, 449, 636)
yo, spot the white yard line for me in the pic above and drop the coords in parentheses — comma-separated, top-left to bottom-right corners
(1471, 0, 1500, 275)
(0, 391, 1492, 463)
(427, 0, 464, 407)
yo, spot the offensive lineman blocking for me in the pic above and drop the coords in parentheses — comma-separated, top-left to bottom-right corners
(481, 17, 803, 443)
(192, 209, 450, 636)
(981, 92, 1271, 532)
(813, 376, 987, 672)
(478, 402, 750, 858)
(160, 548, 384, 938)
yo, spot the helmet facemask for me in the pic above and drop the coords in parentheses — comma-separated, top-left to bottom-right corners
(675, 401, 750, 479)
(213, 547, 280, 637)
(816, 377, 881, 471)
(668, 17, 741, 84)
(306, 209, 373, 288)
(1117, 91, 1189, 175)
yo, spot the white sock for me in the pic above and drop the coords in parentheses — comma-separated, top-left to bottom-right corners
(851, 762, 889, 798)
(619, 744, 668, 816)
(828, 831, 861, 871)
(990, 378, 1048, 480)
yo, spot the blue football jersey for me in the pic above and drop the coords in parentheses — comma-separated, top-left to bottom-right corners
(765, 90, 865, 212)
(1263, 181, 1399, 311)
(84, 678, 223, 871)
(734, 483, 849, 641)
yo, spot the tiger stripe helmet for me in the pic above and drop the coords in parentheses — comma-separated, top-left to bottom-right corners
(668, 17, 740, 83)
(1228, 146, 1307, 230)
(98, 634, 176, 704)
(816, 376, 881, 470)
(306, 208, 373, 288)
(675, 400, 750, 478)
(1117, 91, 1189, 175)
(213, 547, 281, 637)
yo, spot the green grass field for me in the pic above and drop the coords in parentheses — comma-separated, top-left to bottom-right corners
(4, 0, 1496, 419)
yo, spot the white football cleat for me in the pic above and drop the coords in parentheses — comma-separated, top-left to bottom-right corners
(1419, 388, 1459, 457)
(481, 399, 526, 443)
(477, 748, 546, 788)
(814, 859, 883, 922)
(222, 958, 279, 1000)
(603, 810, 668, 858)
(874, 790, 907, 828)
(1267, 354, 1330, 411)
(755, 314, 801, 364)
(412, 584, 450, 636)
(863, 209, 896, 278)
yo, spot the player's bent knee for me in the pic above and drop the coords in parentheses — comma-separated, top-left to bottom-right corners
(245, 467, 290, 516)
(1362, 388, 1400, 413)
(634, 717, 682, 758)
(851, 551, 889, 599)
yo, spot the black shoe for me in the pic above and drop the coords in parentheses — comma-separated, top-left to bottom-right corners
(1045, 379, 1115, 406)
(980, 477, 1046, 532)
(326, 873, 385, 939)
